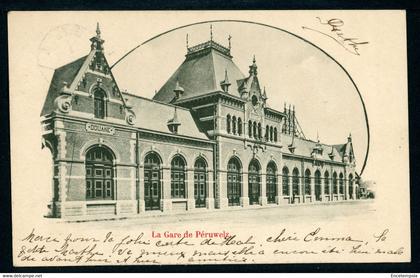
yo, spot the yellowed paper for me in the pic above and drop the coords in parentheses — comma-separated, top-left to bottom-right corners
(9, 10, 409, 266)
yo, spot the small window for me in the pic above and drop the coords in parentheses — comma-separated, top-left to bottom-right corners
(226, 114, 231, 134)
(94, 89, 106, 119)
(252, 95, 258, 106)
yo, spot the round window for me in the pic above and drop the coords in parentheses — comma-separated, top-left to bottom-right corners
(251, 95, 258, 106)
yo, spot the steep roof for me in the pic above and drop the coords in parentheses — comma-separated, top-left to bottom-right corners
(40, 56, 87, 116)
(123, 93, 209, 140)
(153, 40, 246, 103)
(282, 134, 346, 163)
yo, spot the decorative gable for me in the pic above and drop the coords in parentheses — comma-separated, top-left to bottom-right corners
(42, 23, 136, 126)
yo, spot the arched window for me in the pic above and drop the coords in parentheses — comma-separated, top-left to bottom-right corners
(292, 168, 300, 196)
(304, 169, 311, 195)
(232, 116, 237, 135)
(94, 89, 106, 119)
(194, 158, 207, 208)
(258, 123, 262, 139)
(144, 152, 162, 211)
(333, 172, 338, 194)
(270, 126, 274, 142)
(253, 122, 257, 139)
(339, 173, 344, 194)
(265, 125, 269, 141)
(274, 127, 278, 142)
(282, 167, 290, 196)
(238, 118, 242, 135)
(349, 173, 354, 199)
(248, 120, 252, 138)
(315, 170, 321, 201)
(227, 157, 241, 206)
(85, 146, 114, 200)
(248, 159, 261, 205)
(324, 171, 330, 195)
(226, 114, 231, 134)
(266, 162, 277, 204)
(171, 155, 186, 198)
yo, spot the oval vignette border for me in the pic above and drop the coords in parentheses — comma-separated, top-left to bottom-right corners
(110, 19, 370, 177)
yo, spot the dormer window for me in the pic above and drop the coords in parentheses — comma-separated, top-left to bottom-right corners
(94, 89, 106, 119)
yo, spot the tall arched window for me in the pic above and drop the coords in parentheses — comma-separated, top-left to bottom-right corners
(339, 173, 344, 194)
(238, 118, 242, 135)
(270, 126, 274, 142)
(144, 152, 162, 211)
(324, 171, 330, 195)
(266, 162, 277, 204)
(194, 158, 207, 208)
(94, 89, 106, 119)
(226, 114, 231, 134)
(274, 128, 278, 142)
(265, 125, 269, 141)
(292, 168, 300, 197)
(248, 159, 261, 205)
(85, 146, 114, 200)
(232, 116, 237, 135)
(304, 169, 311, 195)
(315, 170, 321, 201)
(349, 173, 354, 199)
(258, 123, 262, 139)
(171, 155, 186, 198)
(333, 172, 338, 194)
(227, 157, 241, 206)
(253, 122, 257, 139)
(282, 167, 290, 196)
(248, 120, 252, 138)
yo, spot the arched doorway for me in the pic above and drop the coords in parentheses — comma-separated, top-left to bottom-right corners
(349, 174, 354, 199)
(304, 169, 311, 198)
(194, 158, 207, 208)
(144, 152, 162, 211)
(171, 155, 186, 199)
(227, 157, 241, 206)
(266, 162, 277, 204)
(324, 171, 330, 200)
(315, 170, 321, 201)
(282, 167, 290, 198)
(292, 168, 300, 203)
(85, 146, 115, 200)
(248, 159, 261, 205)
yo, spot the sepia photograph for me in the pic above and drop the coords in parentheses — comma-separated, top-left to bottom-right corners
(8, 10, 410, 266)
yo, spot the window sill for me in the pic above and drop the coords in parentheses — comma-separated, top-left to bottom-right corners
(86, 200, 117, 205)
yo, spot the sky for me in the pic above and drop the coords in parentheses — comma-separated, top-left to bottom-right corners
(110, 22, 368, 174)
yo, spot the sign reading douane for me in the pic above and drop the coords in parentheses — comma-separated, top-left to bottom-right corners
(86, 123, 115, 135)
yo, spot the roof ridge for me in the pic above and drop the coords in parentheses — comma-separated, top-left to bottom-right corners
(123, 92, 191, 112)
(55, 55, 88, 71)
(209, 49, 219, 92)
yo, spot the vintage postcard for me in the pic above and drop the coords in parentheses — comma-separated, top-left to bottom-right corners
(9, 10, 409, 266)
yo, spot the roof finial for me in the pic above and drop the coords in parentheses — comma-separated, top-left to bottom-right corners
(317, 131, 320, 143)
(228, 35, 232, 50)
(220, 68, 231, 93)
(262, 86, 267, 100)
(96, 22, 101, 38)
(348, 132, 352, 142)
(186, 33, 189, 49)
(249, 55, 258, 75)
(210, 24, 213, 41)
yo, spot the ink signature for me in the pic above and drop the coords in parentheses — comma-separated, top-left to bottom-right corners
(302, 17, 369, 56)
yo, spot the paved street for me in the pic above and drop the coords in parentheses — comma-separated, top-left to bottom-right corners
(61, 200, 376, 232)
